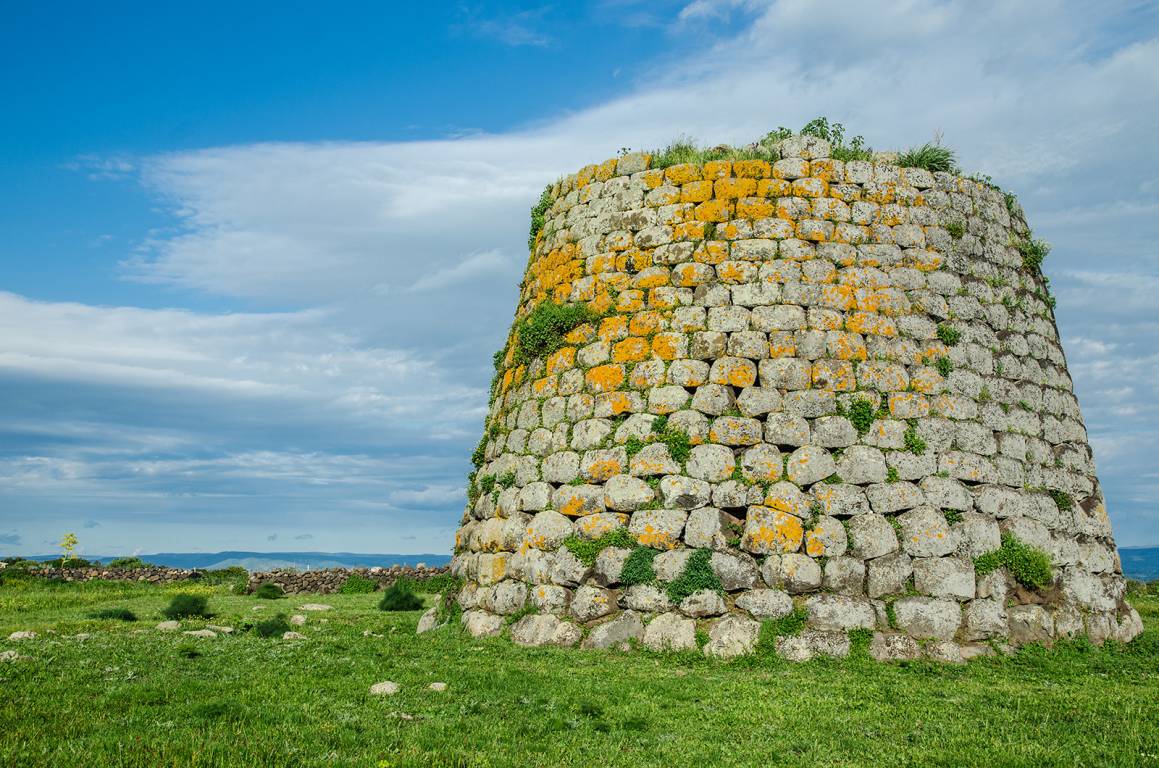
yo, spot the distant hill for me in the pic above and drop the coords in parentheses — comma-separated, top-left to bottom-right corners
(1120, 546, 1159, 582)
(25, 551, 451, 571)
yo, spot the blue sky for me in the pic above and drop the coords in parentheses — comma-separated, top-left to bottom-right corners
(1, 0, 1157, 556)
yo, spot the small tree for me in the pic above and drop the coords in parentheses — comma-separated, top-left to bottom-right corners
(58, 533, 79, 568)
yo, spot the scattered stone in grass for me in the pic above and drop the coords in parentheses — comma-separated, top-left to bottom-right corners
(206, 625, 234, 634)
(282, 631, 306, 640)
(7, 631, 37, 641)
(155, 621, 180, 631)
(289, 614, 307, 626)
(370, 681, 401, 696)
(183, 629, 217, 638)
(361, 630, 384, 638)
(298, 604, 332, 612)
(1, 649, 29, 662)
(251, 606, 266, 612)
(70, 633, 92, 641)
(428, 682, 447, 692)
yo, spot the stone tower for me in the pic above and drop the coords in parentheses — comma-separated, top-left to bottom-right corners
(443, 134, 1142, 662)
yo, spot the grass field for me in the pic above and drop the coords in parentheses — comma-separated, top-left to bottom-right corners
(1, 577, 1156, 767)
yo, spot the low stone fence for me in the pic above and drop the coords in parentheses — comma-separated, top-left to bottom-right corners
(246, 565, 450, 595)
(4, 563, 451, 594)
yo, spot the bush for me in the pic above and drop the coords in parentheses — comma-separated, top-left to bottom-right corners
(974, 533, 1053, 589)
(620, 547, 658, 586)
(514, 300, 600, 364)
(201, 566, 249, 592)
(252, 582, 285, 600)
(653, 416, 692, 465)
(799, 116, 873, 162)
(897, 142, 958, 173)
(253, 614, 291, 638)
(527, 186, 553, 250)
(666, 549, 723, 604)
(416, 572, 462, 595)
(1013, 237, 1051, 272)
(379, 582, 424, 612)
(41, 557, 96, 568)
(339, 574, 378, 594)
(90, 607, 137, 622)
(106, 557, 151, 569)
(161, 593, 211, 620)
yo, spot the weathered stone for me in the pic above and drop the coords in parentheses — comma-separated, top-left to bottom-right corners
(592, 547, 631, 587)
(1008, 604, 1054, 645)
(680, 589, 727, 618)
(962, 599, 1007, 640)
(762, 553, 822, 593)
(847, 514, 899, 559)
(742, 504, 804, 554)
(897, 506, 959, 557)
(369, 681, 401, 696)
(629, 509, 688, 549)
(805, 595, 875, 632)
(924, 640, 965, 664)
(622, 584, 672, 613)
(776, 629, 850, 661)
(892, 597, 961, 640)
(866, 552, 912, 598)
(571, 585, 617, 622)
(461, 610, 504, 638)
(913, 557, 974, 600)
(686, 443, 737, 482)
(652, 549, 692, 582)
(643, 612, 697, 652)
(822, 557, 866, 595)
(736, 588, 793, 619)
(684, 507, 734, 550)
(804, 515, 847, 558)
(511, 614, 582, 647)
(603, 474, 655, 512)
(836, 446, 888, 484)
(659, 476, 711, 510)
(869, 632, 921, 661)
(786, 445, 836, 485)
(710, 551, 759, 590)
(550, 547, 590, 587)
(704, 615, 761, 658)
(582, 611, 645, 650)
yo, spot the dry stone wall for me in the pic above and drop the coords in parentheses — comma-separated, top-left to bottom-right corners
(446, 136, 1142, 662)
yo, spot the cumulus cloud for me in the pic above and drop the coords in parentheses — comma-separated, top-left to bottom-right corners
(3, 0, 1157, 550)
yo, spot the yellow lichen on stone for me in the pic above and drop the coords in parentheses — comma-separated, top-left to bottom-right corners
(714, 177, 756, 199)
(664, 163, 702, 185)
(585, 364, 625, 393)
(695, 199, 733, 223)
(736, 197, 775, 220)
(701, 160, 731, 180)
(733, 159, 771, 178)
(546, 347, 576, 375)
(680, 180, 714, 203)
(612, 337, 650, 363)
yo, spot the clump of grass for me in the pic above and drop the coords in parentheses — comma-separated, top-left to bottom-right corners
(886, 466, 900, 483)
(253, 614, 291, 638)
(652, 415, 692, 465)
(897, 141, 958, 173)
(903, 423, 927, 455)
(1048, 489, 1075, 512)
(527, 186, 553, 250)
(515, 300, 600, 365)
(946, 221, 965, 239)
(378, 581, 424, 612)
(845, 397, 877, 436)
(620, 547, 658, 586)
(936, 323, 961, 346)
(974, 533, 1053, 589)
(649, 137, 706, 169)
(934, 356, 954, 377)
(161, 593, 211, 620)
(624, 436, 645, 458)
(497, 471, 517, 489)
(252, 582, 285, 600)
(90, 607, 137, 622)
(564, 529, 636, 567)
(666, 549, 722, 603)
(339, 574, 378, 594)
(176, 643, 201, 659)
(1013, 237, 1051, 273)
(943, 509, 964, 525)
(766, 606, 808, 638)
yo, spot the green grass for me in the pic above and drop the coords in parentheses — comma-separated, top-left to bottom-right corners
(897, 142, 959, 173)
(0, 578, 1156, 767)
(514, 300, 600, 365)
(974, 533, 1054, 589)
